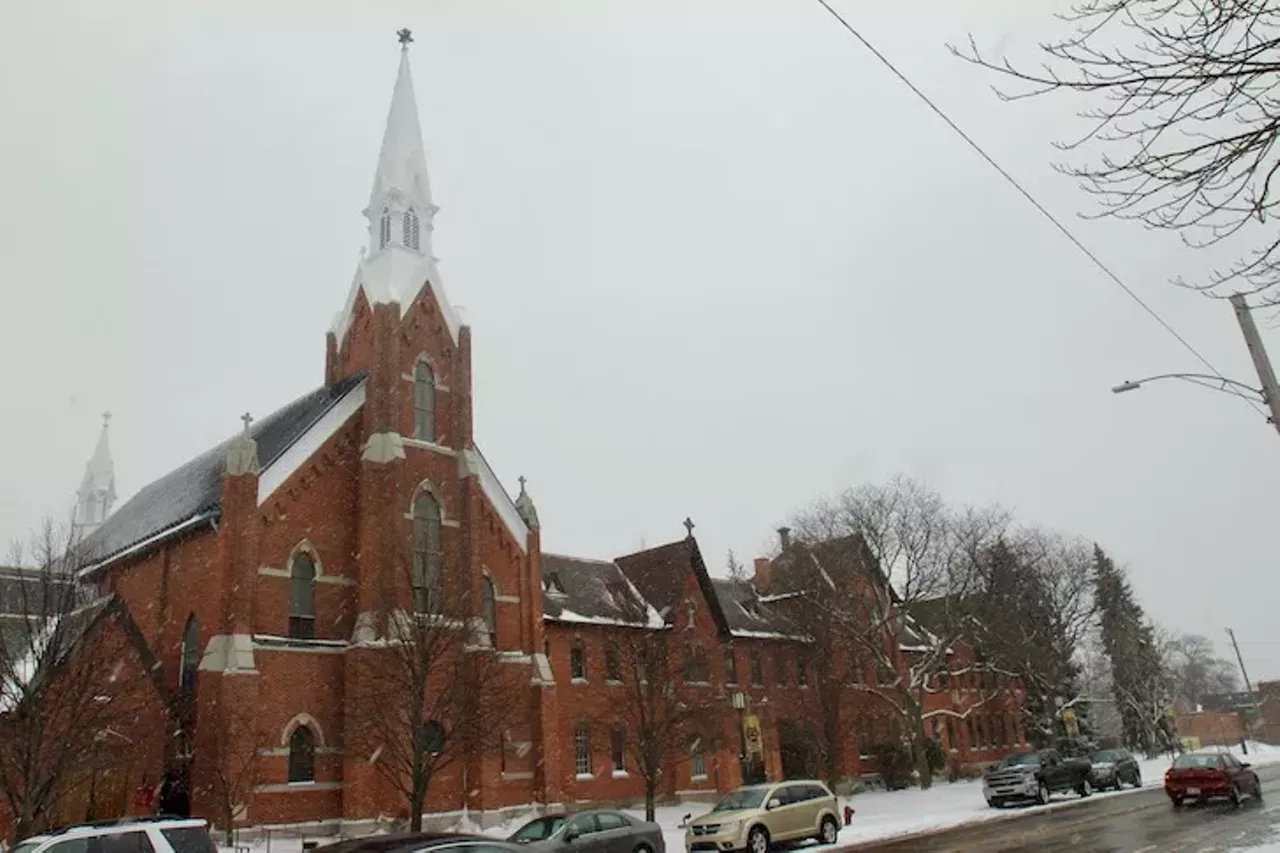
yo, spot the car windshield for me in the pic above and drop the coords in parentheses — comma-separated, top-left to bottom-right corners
(1091, 749, 1124, 763)
(511, 816, 566, 842)
(1173, 754, 1221, 770)
(998, 753, 1041, 768)
(713, 788, 770, 812)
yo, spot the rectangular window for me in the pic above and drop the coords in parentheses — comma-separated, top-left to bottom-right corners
(797, 654, 809, 687)
(570, 641, 587, 681)
(575, 722, 592, 776)
(724, 647, 738, 685)
(775, 654, 788, 687)
(605, 643, 621, 682)
(160, 829, 215, 853)
(413, 362, 435, 442)
(945, 717, 956, 750)
(611, 723, 626, 772)
(966, 717, 976, 750)
(750, 649, 763, 686)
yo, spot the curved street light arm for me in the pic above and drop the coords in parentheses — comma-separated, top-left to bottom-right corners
(1111, 373, 1265, 402)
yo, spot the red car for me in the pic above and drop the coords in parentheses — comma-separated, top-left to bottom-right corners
(1164, 751, 1262, 807)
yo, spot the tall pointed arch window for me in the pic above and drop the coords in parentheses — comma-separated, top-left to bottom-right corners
(411, 493, 443, 615)
(288, 725, 316, 783)
(289, 552, 316, 639)
(403, 208, 420, 251)
(379, 208, 391, 250)
(179, 614, 199, 697)
(482, 575, 497, 647)
(413, 361, 435, 442)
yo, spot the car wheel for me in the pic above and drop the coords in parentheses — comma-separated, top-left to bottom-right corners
(1171, 796, 1182, 809)
(1230, 783, 1243, 808)
(1255, 777, 1264, 800)
(1036, 781, 1050, 805)
(818, 816, 838, 845)
(747, 825, 770, 853)
(1131, 769, 1142, 788)
(634, 844, 653, 853)
(1078, 778, 1093, 798)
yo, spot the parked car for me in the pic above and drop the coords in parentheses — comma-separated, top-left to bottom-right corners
(1164, 751, 1262, 808)
(12, 817, 216, 853)
(1089, 747, 1142, 790)
(321, 834, 527, 853)
(509, 811, 664, 853)
(684, 780, 840, 853)
(983, 748, 1095, 808)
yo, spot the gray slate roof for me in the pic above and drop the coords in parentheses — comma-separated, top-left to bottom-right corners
(709, 577, 806, 639)
(82, 372, 366, 571)
(540, 553, 655, 627)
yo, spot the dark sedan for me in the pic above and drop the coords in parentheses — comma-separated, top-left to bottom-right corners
(510, 811, 665, 853)
(321, 833, 525, 853)
(1089, 748, 1142, 790)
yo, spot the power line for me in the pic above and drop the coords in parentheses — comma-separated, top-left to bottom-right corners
(811, 0, 1268, 419)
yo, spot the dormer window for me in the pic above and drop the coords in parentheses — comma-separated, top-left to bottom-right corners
(379, 208, 391, 250)
(404, 208, 420, 250)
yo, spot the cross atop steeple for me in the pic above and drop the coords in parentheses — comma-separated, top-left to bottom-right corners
(397, 28, 413, 48)
(518, 475, 527, 493)
(683, 517, 695, 538)
(102, 410, 112, 427)
(241, 412, 253, 434)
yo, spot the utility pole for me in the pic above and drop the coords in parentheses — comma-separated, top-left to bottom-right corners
(1226, 627, 1262, 753)
(1229, 293, 1280, 437)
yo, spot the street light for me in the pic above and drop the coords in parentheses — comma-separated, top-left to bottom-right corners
(1110, 372, 1267, 404)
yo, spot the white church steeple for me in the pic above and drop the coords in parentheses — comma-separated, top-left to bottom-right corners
(74, 412, 116, 537)
(331, 29, 460, 348)
(365, 28, 438, 259)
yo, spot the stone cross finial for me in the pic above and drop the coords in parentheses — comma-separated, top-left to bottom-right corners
(518, 475, 527, 493)
(241, 412, 253, 434)
(683, 517, 695, 537)
(397, 28, 414, 48)
(102, 411, 112, 428)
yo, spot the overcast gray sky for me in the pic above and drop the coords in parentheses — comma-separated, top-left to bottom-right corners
(3, 0, 1278, 680)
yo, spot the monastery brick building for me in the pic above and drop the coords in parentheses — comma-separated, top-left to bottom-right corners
(11, 36, 1027, 834)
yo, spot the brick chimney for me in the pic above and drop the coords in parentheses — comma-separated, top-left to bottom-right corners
(753, 557, 772, 594)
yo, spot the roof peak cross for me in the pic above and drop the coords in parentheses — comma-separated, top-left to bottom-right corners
(241, 412, 253, 434)
(683, 517, 695, 538)
(102, 411, 112, 428)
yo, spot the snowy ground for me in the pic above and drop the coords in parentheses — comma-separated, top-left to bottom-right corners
(224, 742, 1280, 853)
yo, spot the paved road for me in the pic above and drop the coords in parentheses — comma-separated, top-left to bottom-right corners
(849, 764, 1280, 852)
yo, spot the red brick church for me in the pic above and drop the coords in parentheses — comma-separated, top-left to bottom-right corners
(17, 34, 1026, 834)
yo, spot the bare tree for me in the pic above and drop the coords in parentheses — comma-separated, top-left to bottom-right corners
(345, 578, 524, 832)
(201, 699, 267, 842)
(604, 627, 718, 821)
(1165, 633, 1240, 708)
(955, 1, 1280, 302)
(0, 520, 151, 842)
(791, 475, 1012, 789)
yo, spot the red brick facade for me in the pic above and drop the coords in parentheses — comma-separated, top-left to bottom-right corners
(8, 41, 1030, 837)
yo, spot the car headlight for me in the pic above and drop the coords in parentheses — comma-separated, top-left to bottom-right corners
(722, 820, 742, 836)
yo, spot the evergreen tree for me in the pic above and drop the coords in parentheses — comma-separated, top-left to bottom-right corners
(1093, 545, 1172, 755)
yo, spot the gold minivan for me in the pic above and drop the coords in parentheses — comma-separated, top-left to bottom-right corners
(684, 780, 840, 853)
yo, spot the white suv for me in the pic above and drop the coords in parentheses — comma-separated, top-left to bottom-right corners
(11, 818, 215, 853)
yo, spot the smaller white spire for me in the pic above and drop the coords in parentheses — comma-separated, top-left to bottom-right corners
(74, 412, 117, 537)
